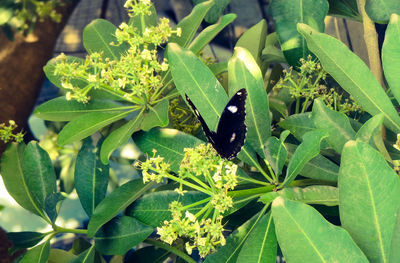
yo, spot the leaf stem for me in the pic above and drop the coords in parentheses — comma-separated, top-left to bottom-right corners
(54, 225, 88, 235)
(144, 238, 196, 263)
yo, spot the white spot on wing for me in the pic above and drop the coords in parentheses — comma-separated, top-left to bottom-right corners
(227, 105, 238, 113)
(230, 133, 236, 143)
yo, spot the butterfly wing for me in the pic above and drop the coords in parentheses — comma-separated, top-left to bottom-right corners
(185, 94, 218, 146)
(214, 88, 247, 159)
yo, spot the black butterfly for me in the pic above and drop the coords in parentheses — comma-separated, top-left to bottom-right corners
(185, 89, 247, 159)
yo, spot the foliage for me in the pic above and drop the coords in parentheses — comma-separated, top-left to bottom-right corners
(1, 0, 400, 262)
(0, 0, 62, 40)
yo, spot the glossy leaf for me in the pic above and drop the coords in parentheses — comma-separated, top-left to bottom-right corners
(193, 0, 230, 24)
(298, 23, 400, 133)
(100, 113, 143, 164)
(236, 19, 268, 65)
(141, 99, 169, 131)
(94, 216, 153, 255)
(23, 141, 57, 211)
(34, 97, 124, 122)
(204, 210, 265, 263)
(20, 240, 50, 263)
(263, 136, 287, 176)
(169, 0, 214, 47)
(228, 47, 271, 157)
(0, 143, 43, 216)
(339, 140, 400, 262)
(286, 143, 339, 182)
(58, 111, 131, 146)
(272, 197, 368, 262)
(355, 113, 384, 143)
(188, 14, 236, 54)
(87, 179, 154, 237)
(382, 14, 400, 105)
(278, 112, 315, 141)
(283, 130, 328, 186)
(327, 0, 360, 20)
(260, 186, 338, 206)
(69, 245, 95, 263)
(312, 99, 355, 153)
(75, 137, 109, 217)
(236, 212, 277, 263)
(83, 19, 128, 60)
(133, 128, 203, 172)
(48, 249, 77, 263)
(44, 193, 64, 223)
(365, 0, 400, 23)
(7, 232, 46, 253)
(126, 190, 208, 227)
(269, 0, 328, 67)
(390, 206, 400, 262)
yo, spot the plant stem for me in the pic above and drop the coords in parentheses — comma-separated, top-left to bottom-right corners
(54, 226, 88, 235)
(167, 174, 212, 195)
(144, 238, 196, 263)
(229, 185, 275, 197)
(180, 197, 212, 211)
(237, 176, 270, 186)
(356, 0, 385, 88)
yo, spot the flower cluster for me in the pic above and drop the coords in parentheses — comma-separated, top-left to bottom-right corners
(0, 120, 24, 143)
(273, 55, 361, 114)
(135, 144, 239, 257)
(53, 0, 180, 104)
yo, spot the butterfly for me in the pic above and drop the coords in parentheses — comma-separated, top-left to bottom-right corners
(185, 88, 247, 160)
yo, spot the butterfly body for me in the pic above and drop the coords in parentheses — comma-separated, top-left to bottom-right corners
(185, 89, 247, 159)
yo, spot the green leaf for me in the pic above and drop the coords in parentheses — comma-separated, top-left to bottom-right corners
(260, 185, 338, 206)
(188, 14, 236, 54)
(44, 193, 64, 223)
(261, 33, 286, 64)
(126, 190, 208, 227)
(355, 113, 384, 143)
(365, 0, 400, 23)
(278, 112, 315, 141)
(69, 245, 95, 263)
(286, 143, 339, 182)
(1, 143, 43, 216)
(312, 99, 356, 153)
(283, 130, 328, 187)
(298, 23, 400, 133)
(141, 99, 169, 131)
(327, 0, 360, 20)
(169, 0, 214, 47)
(75, 137, 109, 217)
(7, 232, 46, 253)
(124, 246, 169, 263)
(389, 206, 400, 262)
(236, 212, 277, 263)
(48, 249, 77, 263)
(228, 47, 271, 157)
(167, 43, 258, 167)
(100, 113, 143, 164)
(20, 240, 50, 263)
(236, 19, 268, 66)
(263, 136, 287, 176)
(339, 140, 400, 262)
(94, 216, 153, 255)
(34, 97, 125, 122)
(83, 19, 129, 60)
(204, 209, 266, 263)
(58, 111, 131, 146)
(272, 197, 368, 262)
(87, 179, 154, 237)
(382, 14, 400, 105)
(23, 141, 57, 211)
(128, 4, 157, 35)
(193, 0, 231, 24)
(269, 0, 329, 67)
(133, 128, 203, 173)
